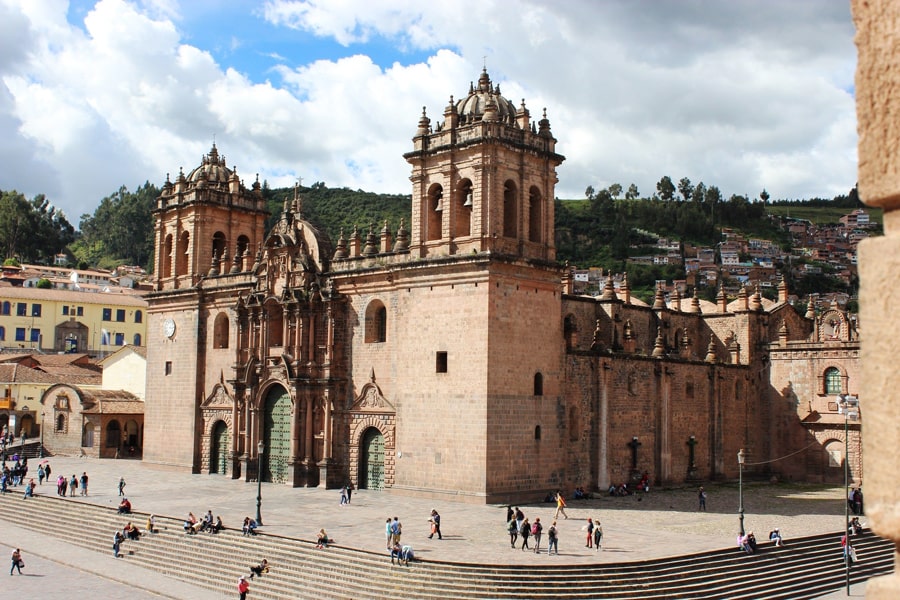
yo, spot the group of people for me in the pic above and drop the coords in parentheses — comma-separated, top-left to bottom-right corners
(505, 506, 565, 555)
(242, 517, 259, 536)
(385, 515, 414, 565)
(56, 472, 88, 497)
(184, 510, 224, 534)
(339, 481, 353, 505)
(737, 531, 759, 554)
(2, 458, 29, 491)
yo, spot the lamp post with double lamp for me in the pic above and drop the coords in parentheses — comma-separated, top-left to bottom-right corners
(838, 394, 859, 596)
(738, 448, 746, 537)
(256, 440, 265, 527)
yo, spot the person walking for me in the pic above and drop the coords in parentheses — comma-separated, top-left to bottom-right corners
(519, 518, 531, 551)
(37, 464, 44, 485)
(507, 516, 519, 548)
(532, 517, 543, 553)
(238, 575, 250, 600)
(390, 516, 402, 546)
(593, 519, 603, 551)
(698, 486, 707, 511)
(345, 480, 353, 504)
(428, 509, 442, 540)
(10, 548, 23, 575)
(547, 521, 559, 555)
(118, 477, 126, 496)
(80, 472, 88, 496)
(585, 517, 594, 548)
(339, 485, 348, 505)
(385, 518, 392, 550)
(554, 490, 569, 520)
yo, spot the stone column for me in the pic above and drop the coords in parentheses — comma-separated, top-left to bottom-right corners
(853, 0, 900, 596)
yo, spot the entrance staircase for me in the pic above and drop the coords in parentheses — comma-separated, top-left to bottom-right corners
(0, 492, 892, 599)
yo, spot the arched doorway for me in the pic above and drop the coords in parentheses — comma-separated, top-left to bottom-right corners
(82, 423, 94, 448)
(263, 385, 291, 483)
(210, 420, 229, 475)
(359, 427, 385, 490)
(106, 420, 121, 452)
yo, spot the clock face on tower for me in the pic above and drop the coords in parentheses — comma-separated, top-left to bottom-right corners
(163, 318, 176, 339)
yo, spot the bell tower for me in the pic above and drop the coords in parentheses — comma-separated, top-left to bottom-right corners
(152, 143, 268, 291)
(404, 68, 565, 260)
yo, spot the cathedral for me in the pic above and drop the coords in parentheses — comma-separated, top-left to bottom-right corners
(142, 69, 861, 503)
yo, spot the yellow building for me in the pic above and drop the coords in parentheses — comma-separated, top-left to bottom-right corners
(0, 286, 147, 354)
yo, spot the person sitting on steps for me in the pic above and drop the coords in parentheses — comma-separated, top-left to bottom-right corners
(249, 559, 269, 579)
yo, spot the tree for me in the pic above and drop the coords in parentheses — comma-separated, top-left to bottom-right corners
(656, 176, 675, 202)
(625, 183, 640, 200)
(585, 185, 596, 200)
(678, 177, 694, 203)
(0, 190, 75, 263)
(36, 278, 52, 289)
(608, 183, 622, 200)
(760, 189, 770, 204)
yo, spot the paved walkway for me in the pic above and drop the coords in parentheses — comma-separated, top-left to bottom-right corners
(0, 456, 873, 598)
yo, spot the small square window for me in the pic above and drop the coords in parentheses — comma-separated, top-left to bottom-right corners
(102, 308, 112, 321)
(62, 306, 69, 315)
(31, 304, 41, 317)
(165, 361, 172, 376)
(76, 306, 83, 316)
(15, 328, 25, 341)
(436, 351, 448, 373)
(16, 303, 27, 316)
(116, 309, 125, 322)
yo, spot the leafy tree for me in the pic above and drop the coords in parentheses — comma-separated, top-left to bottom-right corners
(678, 177, 694, 202)
(625, 184, 640, 200)
(608, 183, 622, 200)
(36, 278, 52, 289)
(0, 189, 75, 263)
(760, 189, 770, 204)
(585, 185, 595, 200)
(656, 176, 675, 201)
(75, 183, 157, 269)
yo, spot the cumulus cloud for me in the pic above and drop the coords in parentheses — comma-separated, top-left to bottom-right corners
(0, 0, 857, 224)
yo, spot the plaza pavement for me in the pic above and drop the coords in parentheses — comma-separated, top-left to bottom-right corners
(0, 455, 866, 598)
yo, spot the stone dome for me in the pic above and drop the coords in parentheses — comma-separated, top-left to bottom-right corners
(455, 68, 518, 125)
(186, 143, 234, 185)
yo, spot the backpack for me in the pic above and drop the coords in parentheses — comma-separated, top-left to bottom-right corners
(531, 522, 541, 535)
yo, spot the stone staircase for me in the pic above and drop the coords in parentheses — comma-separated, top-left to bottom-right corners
(0, 492, 892, 599)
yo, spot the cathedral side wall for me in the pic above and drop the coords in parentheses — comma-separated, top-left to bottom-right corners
(484, 268, 565, 502)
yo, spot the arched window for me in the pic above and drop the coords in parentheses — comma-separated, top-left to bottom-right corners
(503, 180, 518, 238)
(212, 231, 227, 263)
(427, 184, 443, 242)
(825, 367, 842, 395)
(365, 300, 387, 343)
(528, 186, 542, 243)
(176, 231, 190, 275)
(534, 425, 541, 441)
(533, 372, 544, 396)
(134, 310, 143, 323)
(163, 233, 174, 278)
(213, 312, 229, 349)
(455, 179, 473, 238)
(133, 333, 142, 346)
(236, 234, 250, 257)
(106, 420, 121, 448)
(56, 414, 66, 433)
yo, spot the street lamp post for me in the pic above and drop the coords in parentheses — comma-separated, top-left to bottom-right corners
(839, 394, 859, 596)
(39, 412, 44, 458)
(738, 448, 746, 537)
(256, 440, 265, 526)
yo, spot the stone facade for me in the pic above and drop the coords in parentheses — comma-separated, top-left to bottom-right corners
(852, 1, 900, 597)
(142, 69, 862, 505)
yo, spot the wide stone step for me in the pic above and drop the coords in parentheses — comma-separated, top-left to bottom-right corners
(0, 492, 892, 600)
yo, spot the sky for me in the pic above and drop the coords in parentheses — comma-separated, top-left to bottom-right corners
(0, 0, 857, 224)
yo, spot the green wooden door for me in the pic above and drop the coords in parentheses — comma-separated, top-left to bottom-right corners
(210, 420, 229, 474)
(263, 386, 291, 483)
(361, 428, 385, 490)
